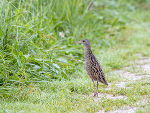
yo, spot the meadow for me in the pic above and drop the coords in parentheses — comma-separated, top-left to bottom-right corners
(0, 0, 150, 112)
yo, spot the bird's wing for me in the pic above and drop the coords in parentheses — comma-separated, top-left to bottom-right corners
(92, 55, 108, 85)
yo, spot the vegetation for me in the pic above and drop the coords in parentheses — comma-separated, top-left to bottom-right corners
(0, 0, 150, 112)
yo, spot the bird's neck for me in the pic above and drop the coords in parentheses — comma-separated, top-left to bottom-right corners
(84, 46, 92, 57)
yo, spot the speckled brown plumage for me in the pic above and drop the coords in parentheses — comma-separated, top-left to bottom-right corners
(79, 39, 108, 96)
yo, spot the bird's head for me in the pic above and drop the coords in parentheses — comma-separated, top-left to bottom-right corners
(78, 39, 91, 47)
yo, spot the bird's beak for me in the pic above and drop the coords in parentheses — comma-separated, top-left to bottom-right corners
(78, 40, 82, 44)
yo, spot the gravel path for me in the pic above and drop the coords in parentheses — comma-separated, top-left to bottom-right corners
(96, 56, 150, 113)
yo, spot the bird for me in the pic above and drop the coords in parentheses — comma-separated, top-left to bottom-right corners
(78, 39, 108, 97)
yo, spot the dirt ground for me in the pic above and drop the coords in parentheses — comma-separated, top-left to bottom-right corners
(96, 54, 150, 113)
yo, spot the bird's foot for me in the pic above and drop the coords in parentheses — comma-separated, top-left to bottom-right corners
(94, 92, 98, 97)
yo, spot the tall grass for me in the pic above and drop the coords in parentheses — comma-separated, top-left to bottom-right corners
(0, 0, 132, 86)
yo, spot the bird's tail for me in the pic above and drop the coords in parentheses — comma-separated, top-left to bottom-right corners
(103, 80, 108, 86)
(99, 75, 108, 86)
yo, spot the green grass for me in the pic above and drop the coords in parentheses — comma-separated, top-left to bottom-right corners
(0, 0, 150, 112)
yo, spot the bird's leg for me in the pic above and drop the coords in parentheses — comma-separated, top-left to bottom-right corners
(92, 80, 96, 97)
(96, 81, 98, 97)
